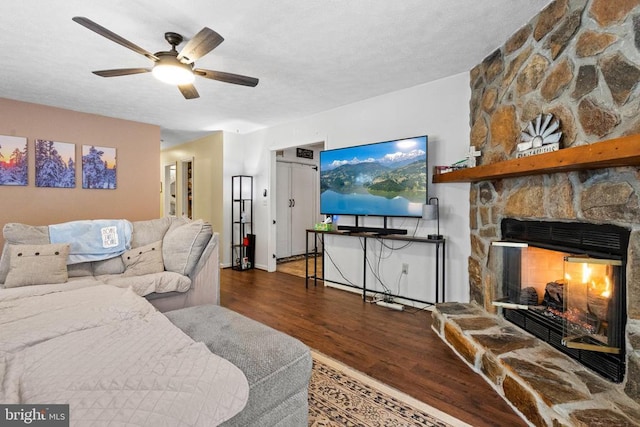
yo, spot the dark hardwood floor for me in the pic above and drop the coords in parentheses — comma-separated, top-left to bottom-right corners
(220, 267, 526, 427)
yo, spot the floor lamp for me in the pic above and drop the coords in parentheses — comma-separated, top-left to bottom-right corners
(422, 197, 442, 240)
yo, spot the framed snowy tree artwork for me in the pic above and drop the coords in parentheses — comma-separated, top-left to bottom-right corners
(82, 145, 116, 189)
(0, 135, 28, 186)
(35, 139, 76, 188)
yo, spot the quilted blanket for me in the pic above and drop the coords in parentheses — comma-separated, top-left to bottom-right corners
(0, 283, 249, 426)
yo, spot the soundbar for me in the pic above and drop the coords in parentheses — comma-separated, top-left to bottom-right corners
(337, 225, 407, 235)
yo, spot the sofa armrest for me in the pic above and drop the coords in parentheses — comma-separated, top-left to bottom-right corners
(148, 232, 220, 312)
(187, 232, 220, 306)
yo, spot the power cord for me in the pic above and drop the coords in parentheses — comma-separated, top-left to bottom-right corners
(361, 237, 410, 304)
(322, 244, 356, 287)
(322, 228, 422, 308)
(360, 237, 393, 298)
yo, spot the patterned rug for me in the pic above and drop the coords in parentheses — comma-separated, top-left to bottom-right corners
(309, 351, 470, 427)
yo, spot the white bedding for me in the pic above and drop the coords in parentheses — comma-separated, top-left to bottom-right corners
(0, 284, 249, 426)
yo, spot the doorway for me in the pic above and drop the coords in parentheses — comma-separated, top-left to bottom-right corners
(181, 158, 193, 219)
(275, 143, 323, 272)
(164, 163, 176, 216)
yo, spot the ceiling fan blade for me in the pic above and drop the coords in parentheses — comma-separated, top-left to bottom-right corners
(93, 68, 151, 77)
(194, 69, 259, 87)
(177, 27, 224, 64)
(72, 16, 159, 62)
(178, 84, 200, 99)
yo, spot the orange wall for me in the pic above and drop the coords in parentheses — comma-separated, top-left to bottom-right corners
(0, 98, 160, 247)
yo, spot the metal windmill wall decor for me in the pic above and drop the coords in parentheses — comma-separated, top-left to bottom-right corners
(516, 113, 562, 158)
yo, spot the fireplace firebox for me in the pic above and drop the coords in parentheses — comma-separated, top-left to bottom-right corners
(491, 219, 629, 383)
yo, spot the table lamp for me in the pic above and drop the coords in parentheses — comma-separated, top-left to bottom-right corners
(422, 197, 442, 240)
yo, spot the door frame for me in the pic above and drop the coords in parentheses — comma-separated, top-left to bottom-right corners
(275, 160, 319, 259)
(180, 157, 194, 219)
(163, 162, 177, 217)
(269, 142, 324, 272)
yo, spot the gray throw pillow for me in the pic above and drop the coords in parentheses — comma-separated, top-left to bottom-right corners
(122, 240, 164, 277)
(162, 219, 212, 276)
(4, 243, 70, 288)
(0, 223, 50, 284)
(131, 217, 172, 248)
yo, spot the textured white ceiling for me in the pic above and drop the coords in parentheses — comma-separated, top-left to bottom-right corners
(0, 1, 551, 148)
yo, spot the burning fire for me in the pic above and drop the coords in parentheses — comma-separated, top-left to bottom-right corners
(600, 276, 611, 298)
(581, 263, 590, 284)
(565, 262, 611, 298)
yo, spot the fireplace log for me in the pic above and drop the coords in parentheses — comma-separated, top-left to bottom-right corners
(587, 293, 608, 320)
(543, 281, 564, 311)
(519, 286, 539, 305)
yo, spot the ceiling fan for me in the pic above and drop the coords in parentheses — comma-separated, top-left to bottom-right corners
(72, 17, 259, 99)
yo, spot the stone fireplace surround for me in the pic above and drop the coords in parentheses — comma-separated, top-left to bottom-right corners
(432, 303, 640, 426)
(432, 1, 640, 426)
(497, 218, 628, 383)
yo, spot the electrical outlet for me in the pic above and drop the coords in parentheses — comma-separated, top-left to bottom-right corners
(402, 263, 409, 274)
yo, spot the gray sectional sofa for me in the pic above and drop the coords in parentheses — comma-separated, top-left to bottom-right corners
(166, 304, 312, 426)
(0, 217, 312, 426)
(0, 216, 219, 311)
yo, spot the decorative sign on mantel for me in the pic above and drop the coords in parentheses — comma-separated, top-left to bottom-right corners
(516, 113, 562, 159)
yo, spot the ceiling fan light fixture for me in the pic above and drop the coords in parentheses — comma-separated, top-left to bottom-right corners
(73, 18, 258, 98)
(152, 56, 195, 85)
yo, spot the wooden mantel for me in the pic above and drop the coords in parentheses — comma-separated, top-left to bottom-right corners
(432, 134, 640, 183)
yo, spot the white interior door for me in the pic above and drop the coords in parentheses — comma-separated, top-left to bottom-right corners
(290, 163, 317, 255)
(276, 162, 292, 258)
(276, 162, 318, 258)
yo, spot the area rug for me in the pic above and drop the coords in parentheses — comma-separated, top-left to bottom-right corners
(309, 351, 471, 427)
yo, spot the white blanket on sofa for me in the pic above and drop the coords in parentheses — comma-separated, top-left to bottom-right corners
(49, 219, 133, 264)
(0, 284, 249, 426)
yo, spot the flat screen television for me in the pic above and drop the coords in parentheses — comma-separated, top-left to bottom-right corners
(320, 135, 427, 219)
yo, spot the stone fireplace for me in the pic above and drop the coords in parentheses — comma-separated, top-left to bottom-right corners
(433, 0, 640, 425)
(493, 218, 628, 383)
